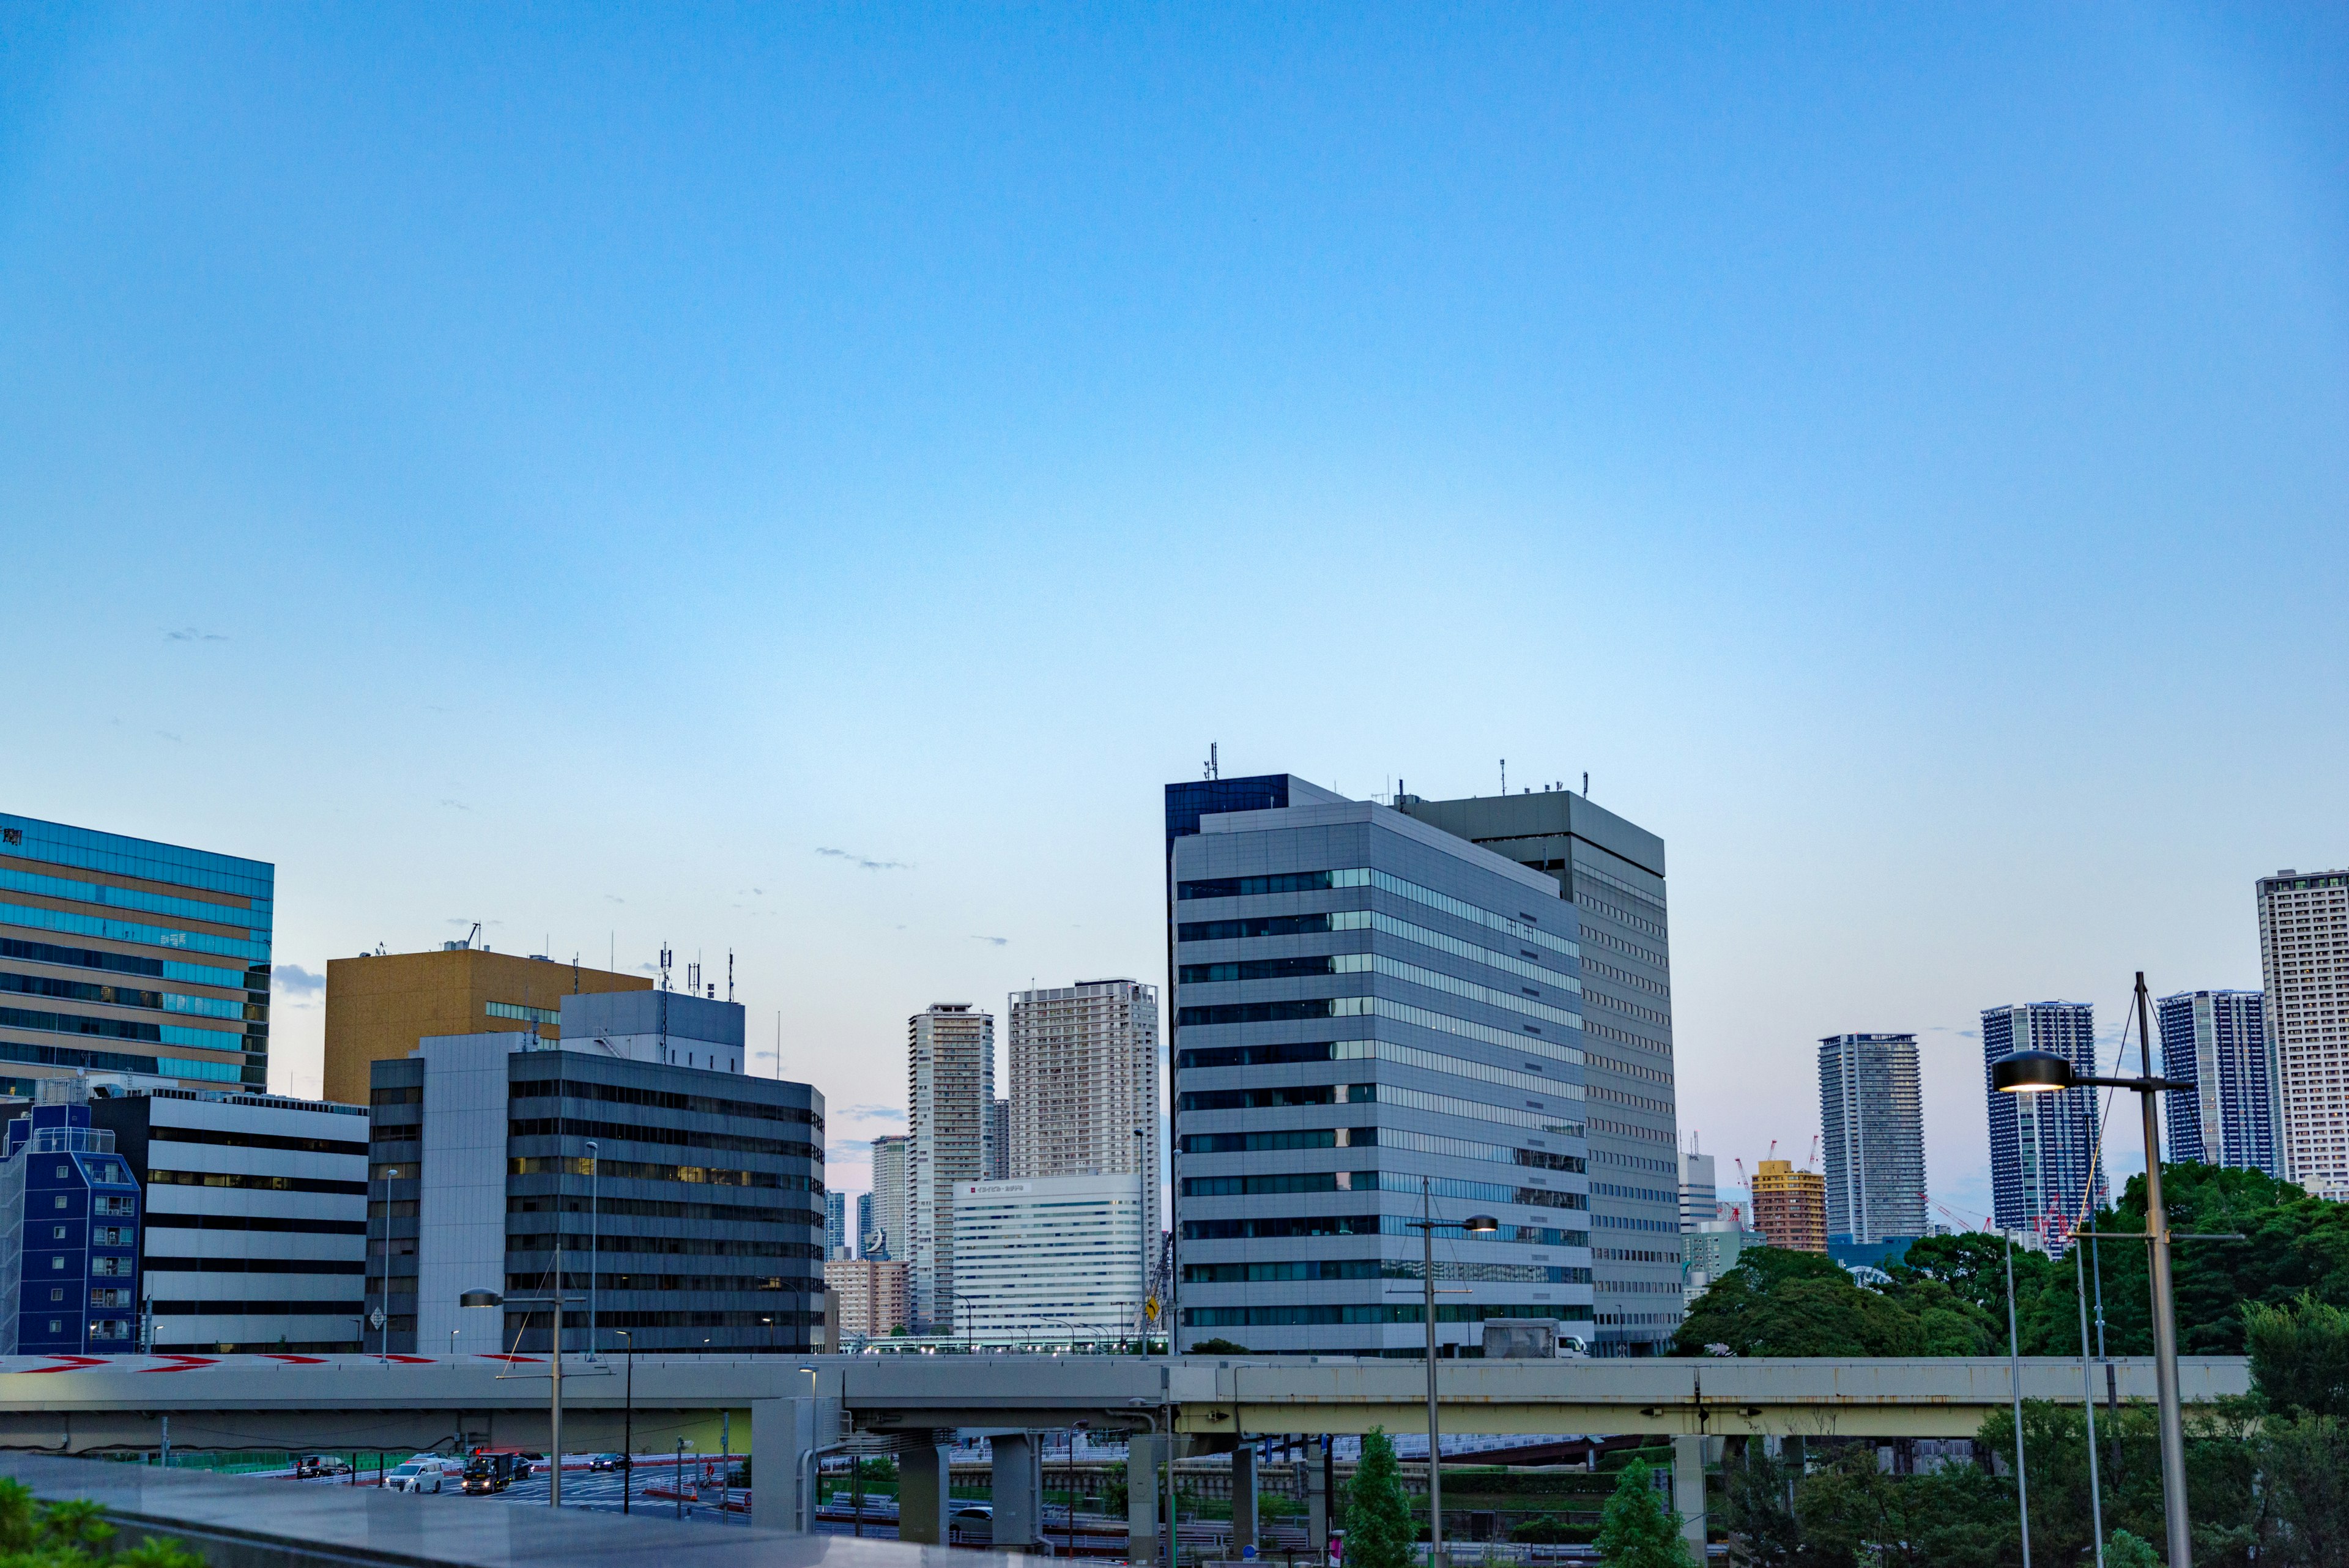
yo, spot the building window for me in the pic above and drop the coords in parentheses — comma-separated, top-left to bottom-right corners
(50, 1288, 62, 1302)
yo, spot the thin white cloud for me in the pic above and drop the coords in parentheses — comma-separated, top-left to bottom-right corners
(816, 847, 910, 872)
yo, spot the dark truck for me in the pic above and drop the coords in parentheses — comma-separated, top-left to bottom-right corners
(460, 1451, 536, 1495)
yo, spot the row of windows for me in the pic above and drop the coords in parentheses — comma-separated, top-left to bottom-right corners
(504, 1308, 823, 1329)
(149, 1299, 363, 1317)
(1182, 1170, 1586, 1209)
(0, 816, 273, 901)
(1178, 868, 1576, 957)
(1192, 951, 1587, 1029)
(0, 1003, 248, 1058)
(1573, 891, 1666, 942)
(1182, 910, 1570, 992)
(0, 935, 166, 981)
(1573, 923, 1669, 971)
(1182, 1302, 1595, 1328)
(508, 1077, 821, 1131)
(504, 1156, 810, 1190)
(1182, 1213, 1586, 1246)
(1582, 989, 1671, 1030)
(151, 1169, 364, 1195)
(154, 1124, 368, 1158)
(1578, 956, 1669, 999)
(502, 1117, 817, 1162)
(0, 901, 269, 963)
(0, 864, 268, 935)
(1173, 1125, 1576, 1174)
(1371, 1080, 1583, 1138)
(1378, 1126, 1585, 1172)
(146, 1257, 367, 1275)
(1183, 1259, 1592, 1285)
(505, 1194, 821, 1228)
(505, 1272, 802, 1293)
(1, 970, 166, 1011)
(1177, 994, 1584, 1060)
(150, 1212, 368, 1236)
(486, 1001, 562, 1026)
(501, 1229, 817, 1260)
(1332, 1038, 1584, 1102)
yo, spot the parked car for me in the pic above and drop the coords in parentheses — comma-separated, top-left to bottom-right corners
(588, 1454, 631, 1472)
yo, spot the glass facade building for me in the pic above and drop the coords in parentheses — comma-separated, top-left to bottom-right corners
(1983, 1001, 2106, 1244)
(2158, 989, 2278, 1176)
(0, 814, 272, 1096)
(1167, 776, 1594, 1356)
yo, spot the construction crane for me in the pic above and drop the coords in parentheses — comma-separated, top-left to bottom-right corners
(1805, 1134, 1821, 1172)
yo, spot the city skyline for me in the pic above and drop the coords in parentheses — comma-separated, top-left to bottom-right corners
(6, 9, 2343, 1230)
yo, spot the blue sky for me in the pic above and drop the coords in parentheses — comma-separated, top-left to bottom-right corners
(4, 4, 2344, 1221)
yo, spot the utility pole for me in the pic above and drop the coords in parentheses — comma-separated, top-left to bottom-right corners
(2005, 1230, 2031, 1568)
(2135, 972, 2192, 1568)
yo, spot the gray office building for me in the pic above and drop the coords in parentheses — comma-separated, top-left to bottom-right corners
(1816, 1033, 1927, 1247)
(1166, 776, 1594, 1356)
(1393, 787, 1679, 1356)
(369, 1027, 825, 1354)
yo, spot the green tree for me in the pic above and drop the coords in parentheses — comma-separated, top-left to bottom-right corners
(2104, 1531, 2160, 1568)
(2253, 1414, 2349, 1566)
(1717, 1441, 1801, 1567)
(2246, 1294, 2349, 1421)
(1593, 1459, 1696, 1568)
(1343, 1428, 1417, 1568)
(1188, 1337, 1250, 1354)
(1675, 1248, 1922, 1358)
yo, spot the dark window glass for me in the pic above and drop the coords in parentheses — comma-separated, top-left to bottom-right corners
(1178, 914, 1333, 943)
(1177, 871, 1334, 901)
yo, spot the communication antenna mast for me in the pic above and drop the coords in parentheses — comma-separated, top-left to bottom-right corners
(658, 945, 672, 1065)
(1583, 771, 1589, 797)
(1203, 741, 1220, 781)
(1500, 759, 1506, 795)
(727, 950, 734, 1004)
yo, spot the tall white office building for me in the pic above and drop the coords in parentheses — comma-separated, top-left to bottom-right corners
(951, 1173, 1148, 1344)
(906, 1003, 993, 1332)
(867, 1133, 907, 1260)
(1007, 980, 1162, 1247)
(2259, 871, 2349, 1200)
(1818, 1033, 1927, 1246)
(1677, 1145, 1715, 1233)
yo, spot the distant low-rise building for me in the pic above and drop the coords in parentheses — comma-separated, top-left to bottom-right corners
(92, 1084, 368, 1353)
(1677, 1148, 1715, 1233)
(826, 1255, 908, 1339)
(0, 1079, 142, 1353)
(1682, 1218, 1754, 1305)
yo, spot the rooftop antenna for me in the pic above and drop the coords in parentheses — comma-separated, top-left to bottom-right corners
(1202, 741, 1219, 781)
(658, 944, 672, 1066)
(1500, 759, 1506, 795)
(727, 950, 734, 1004)
(775, 1011, 782, 1080)
(1583, 770, 1589, 797)
(573, 953, 581, 995)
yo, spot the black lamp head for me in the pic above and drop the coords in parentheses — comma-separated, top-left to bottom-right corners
(1991, 1050, 2076, 1094)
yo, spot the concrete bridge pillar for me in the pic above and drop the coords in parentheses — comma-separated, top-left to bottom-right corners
(1127, 1433, 1165, 1564)
(749, 1395, 840, 1533)
(1671, 1433, 1707, 1558)
(992, 1432, 1043, 1551)
(900, 1442, 951, 1545)
(1231, 1443, 1258, 1555)
(1307, 1442, 1329, 1562)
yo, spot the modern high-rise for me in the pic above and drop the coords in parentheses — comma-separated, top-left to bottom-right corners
(953, 1174, 1148, 1345)
(1817, 1033, 1926, 1246)
(369, 1019, 825, 1354)
(1984, 1001, 2106, 1241)
(323, 944, 649, 1107)
(1, 814, 272, 1096)
(867, 1133, 907, 1260)
(906, 1003, 993, 1332)
(1008, 979, 1162, 1246)
(1166, 776, 1594, 1356)
(985, 1099, 1011, 1182)
(2158, 990, 2278, 1176)
(1748, 1159, 1827, 1252)
(2258, 871, 2349, 1200)
(826, 1191, 849, 1257)
(855, 1192, 874, 1258)
(1394, 786, 1679, 1355)
(1677, 1146, 1715, 1234)
(92, 1084, 369, 1353)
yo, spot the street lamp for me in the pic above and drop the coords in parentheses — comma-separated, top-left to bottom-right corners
(615, 1328, 634, 1515)
(461, 1286, 582, 1507)
(1403, 1181, 1497, 1568)
(587, 1140, 599, 1361)
(1991, 972, 2194, 1568)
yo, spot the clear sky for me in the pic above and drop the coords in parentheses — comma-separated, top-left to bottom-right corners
(4, 5, 2344, 1224)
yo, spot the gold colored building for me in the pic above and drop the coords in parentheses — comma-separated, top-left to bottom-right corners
(322, 946, 649, 1106)
(1750, 1158, 1828, 1254)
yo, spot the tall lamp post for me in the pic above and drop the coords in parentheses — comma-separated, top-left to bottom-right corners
(1403, 1180, 1497, 1568)
(461, 1284, 582, 1506)
(1991, 971, 2194, 1568)
(587, 1140, 599, 1361)
(616, 1328, 634, 1514)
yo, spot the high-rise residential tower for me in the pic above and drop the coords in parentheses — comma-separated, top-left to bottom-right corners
(1008, 979, 1163, 1246)
(2258, 871, 2349, 1200)
(1748, 1159, 1827, 1253)
(985, 1098, 1010, 1182)
(855, 1191, 875, 1258)
(905, 1003, 993, 1332)
(1983, 1001, 2105, 1241)
(826, 1191, 849, 1257)
(1, 813, 272, 1095)
(1166, 776, 1594, 1356)
(2158, 990, 2278, 1176)
(867, 1132, 907, 1260)
(1817, 1033, 1927, 1246)
(1394, 786, 1679, 1356)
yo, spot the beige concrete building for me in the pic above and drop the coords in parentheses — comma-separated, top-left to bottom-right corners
(1006, 979, 1160, 1246)
(1750, 1159, 1827, 1254)
(322, 945, 648, 1107)
(2259, 869, 2349, 1200)
(826, 1256, 909, 1339)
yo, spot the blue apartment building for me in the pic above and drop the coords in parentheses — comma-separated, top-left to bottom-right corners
(1166, 776, 1595, 1356)
(0, 1082, 143, 1353)
(1983, 1001, 2106, 1243)
(2158, 989, 2279, 1176)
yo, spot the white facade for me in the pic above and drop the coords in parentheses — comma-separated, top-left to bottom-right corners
(557, 990, 746, 1074)
(2260, 871, 2349, 1200)
(950, 1173, 1147, 1343)
(1006, 980, 1162, 1247)
(93, 1087, 368, 1353)
(1677, 1148, 1715, 1233)
(412, 1032, 525, 1353)
(867, 1134, 907, 1260)
(907, 1004, 993, 1332)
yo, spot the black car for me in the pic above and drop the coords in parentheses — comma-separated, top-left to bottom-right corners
(588, 1454, 631, 1472)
